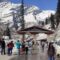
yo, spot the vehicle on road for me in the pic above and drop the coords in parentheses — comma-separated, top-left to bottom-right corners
(53, 40, 60, 56)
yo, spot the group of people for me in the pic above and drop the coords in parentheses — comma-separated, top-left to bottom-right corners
(0, 38, 56, 60)
(0, 39, 14, 55)
(0, 39, 34, 55)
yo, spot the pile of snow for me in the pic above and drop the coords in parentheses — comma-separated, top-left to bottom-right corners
(43, 24, 51, 30)
(36, 33, 47, 40)
(3, 36, 9, 40)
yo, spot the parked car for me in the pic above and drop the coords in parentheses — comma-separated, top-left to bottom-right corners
(53, 40, 60, 56)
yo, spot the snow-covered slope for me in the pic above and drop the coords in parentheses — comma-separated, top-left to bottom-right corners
(0, 2, 20, 17)
(0, 2, 56, 42)
(36, 10, 55, 21)
(0, 2, 55, 28)
(25, 5, 40, 14)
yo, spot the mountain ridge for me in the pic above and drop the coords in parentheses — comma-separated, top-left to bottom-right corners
(0, 2, 55, 23)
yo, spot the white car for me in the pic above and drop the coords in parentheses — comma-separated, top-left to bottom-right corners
(53, 40, 60, 56)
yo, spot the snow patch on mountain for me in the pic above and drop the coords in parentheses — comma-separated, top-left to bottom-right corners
(36, 10, 55, 21)
(25, 5, 40, 14)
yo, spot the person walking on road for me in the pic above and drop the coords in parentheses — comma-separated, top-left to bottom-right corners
(25, 42, 29, 55)
(0, 39, 2, 53)
(47, 42, 56, 60)
(41, 42, 45, 51)
(15, 40, 21, 55)
(1, 39, 6, 55)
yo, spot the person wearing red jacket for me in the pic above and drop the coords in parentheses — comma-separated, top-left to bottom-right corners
(7, 41, 14, 55)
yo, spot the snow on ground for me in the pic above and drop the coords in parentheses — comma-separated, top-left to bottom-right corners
(36, 33, 47, 41)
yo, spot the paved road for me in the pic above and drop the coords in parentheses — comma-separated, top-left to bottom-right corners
(0, 44, 60, 60)
(9, 45, 48, 60)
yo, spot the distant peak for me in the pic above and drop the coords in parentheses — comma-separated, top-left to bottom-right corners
(42, 10, 55, 14)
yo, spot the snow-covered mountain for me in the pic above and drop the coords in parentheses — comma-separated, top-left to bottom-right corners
(0, 2, 57, 41)
(0, 2, 55, 29)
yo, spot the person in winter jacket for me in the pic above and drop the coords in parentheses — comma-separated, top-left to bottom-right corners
(47, 42, 56, 60)
(25, 42, 29, 55)
(15, 40, 21, 55)
(7, 41, 14, 55)
(1, 39, 6, 55)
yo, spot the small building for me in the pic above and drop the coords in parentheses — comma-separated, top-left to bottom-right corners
(17, 26, 54, 42)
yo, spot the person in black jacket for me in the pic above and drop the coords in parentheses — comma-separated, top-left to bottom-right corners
(1, 39, 6, 55)
(47, 42, 56, 60)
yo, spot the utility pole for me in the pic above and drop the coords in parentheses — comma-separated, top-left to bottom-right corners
(20, 0, 25, 42)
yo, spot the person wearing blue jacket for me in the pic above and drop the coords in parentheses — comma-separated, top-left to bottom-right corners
(15, 40, 21, 55)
